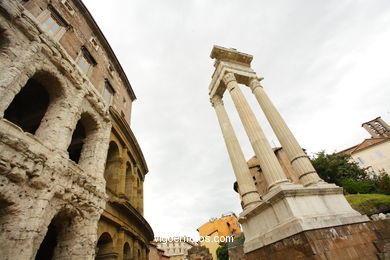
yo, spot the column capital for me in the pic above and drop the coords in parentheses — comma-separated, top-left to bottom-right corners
(248, 77, 264, 92)
(210, 95, 224, 107)
(222, 72, 237, 86)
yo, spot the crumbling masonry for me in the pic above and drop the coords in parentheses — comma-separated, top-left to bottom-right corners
(0, 1, 112, 259)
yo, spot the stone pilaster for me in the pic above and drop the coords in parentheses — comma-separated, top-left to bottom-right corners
(35, 91, 84, 151)
(139, 183, 144, 215)
(115, 228, 125, 260)
(131, 168, 138, 208)
(223, 73, 289, 189)
(117, 156, 127, 198)
(211, 95, 260, 209)
(248, 78, 321, 186)
(79, 119, 111, 177)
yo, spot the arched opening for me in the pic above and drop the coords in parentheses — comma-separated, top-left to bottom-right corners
(3, 71, 63, 135)
(67, 120, 86, 163)
(125, 162, 132, 199)
(67, 113, 97, 164)
(35, 211, 72, 260)
(35, 223, 58, 260)
(4, 78, 49, 134)
(104, 141, 120, 193)
(123, 242, 131, 260)
(95, 232, 114, 259)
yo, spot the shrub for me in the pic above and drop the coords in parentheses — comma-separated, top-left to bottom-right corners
(341, 178, 376, 194)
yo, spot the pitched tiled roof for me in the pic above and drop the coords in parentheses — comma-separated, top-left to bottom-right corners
(339, 138, 390, 155)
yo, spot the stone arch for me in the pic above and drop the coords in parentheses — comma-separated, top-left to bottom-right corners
(123, 242, 131, 260)
(3, 70, 65, 135)
(104, 141, 121, 193)
(34, 207, 76, 260)
(95, 232, 115, 259)
(67, 112, 99, 164)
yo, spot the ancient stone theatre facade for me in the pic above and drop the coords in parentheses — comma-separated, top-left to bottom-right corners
(0, 0, 152, 259)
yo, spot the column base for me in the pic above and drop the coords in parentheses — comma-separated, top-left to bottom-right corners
(239, 183, 369, 253)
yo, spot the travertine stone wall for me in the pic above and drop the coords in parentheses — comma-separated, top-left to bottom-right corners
(246, 219, 390, 260)
(0, 1, 111, 259)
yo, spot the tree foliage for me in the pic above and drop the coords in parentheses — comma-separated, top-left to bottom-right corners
(310, 151, 390, 195)
(216, 242, 229, 260)
(376, 171, 390, 195)
(310, 151, 369, 186)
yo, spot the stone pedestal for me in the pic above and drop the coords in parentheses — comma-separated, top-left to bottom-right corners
(239, 183, 369, 253)
(245, 219, 390, 260)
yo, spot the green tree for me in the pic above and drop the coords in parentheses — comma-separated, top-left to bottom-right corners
(216, 242, 229, 260)
(310, 151, 369, 186)
(376, 171, 390, 195)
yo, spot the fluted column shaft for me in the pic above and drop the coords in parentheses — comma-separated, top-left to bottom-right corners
(249, 78, 321, 186)
(223, 73, 289, 189)
(211, 95, 260, 209)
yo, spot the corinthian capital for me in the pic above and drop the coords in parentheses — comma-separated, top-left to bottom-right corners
(248, 77, 264, 92)
(222, 72, 236, 86)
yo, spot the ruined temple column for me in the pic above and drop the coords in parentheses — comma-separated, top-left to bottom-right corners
(248, 78, 321, 186)
(223, 73, 289, 189)
(211, 95, 261, 208)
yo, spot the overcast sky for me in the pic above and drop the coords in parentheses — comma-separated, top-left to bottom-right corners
(83, 0, 390, 239)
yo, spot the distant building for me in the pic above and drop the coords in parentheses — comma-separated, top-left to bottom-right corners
(338, 117, 390, 176)
(149, 242, 170, 260)
(155, 237, 197, 260)
(187, 246, 213, 260)
(197, 213, 241, 260)
(234, 148, 301, 204)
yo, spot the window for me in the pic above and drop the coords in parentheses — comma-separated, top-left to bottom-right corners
(77, 46, 97, 74)
(38, 4, 70, 41)
(61, 0, 75, 15)
(42, 16, 61, 35)
(78, 56, 91, 73)
(375, 150, 384, 158)
(89, 37, 99, 51)
(357, 157, 365, 164)
(102, 79, 115, 105)
(108, 63, 115, 75)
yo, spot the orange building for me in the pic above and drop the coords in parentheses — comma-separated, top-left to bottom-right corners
(197, 214, 241, 260)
